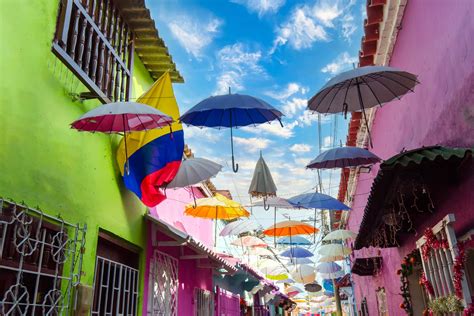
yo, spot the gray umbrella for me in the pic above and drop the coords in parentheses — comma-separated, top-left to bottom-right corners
(167, 157, 222, 188)
(306, 146, 381, 169)
(307, 66, 419, 147)
(248, 152, 277, 210)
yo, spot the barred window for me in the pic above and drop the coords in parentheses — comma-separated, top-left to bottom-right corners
(53, 0, 134, 103)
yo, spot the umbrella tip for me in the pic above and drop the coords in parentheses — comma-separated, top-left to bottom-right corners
(228, 87, 231, 95)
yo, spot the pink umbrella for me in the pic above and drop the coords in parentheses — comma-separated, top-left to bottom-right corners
(231, 236, 268, 247)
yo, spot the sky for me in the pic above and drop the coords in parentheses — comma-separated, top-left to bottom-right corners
(145, 0, 365, 227)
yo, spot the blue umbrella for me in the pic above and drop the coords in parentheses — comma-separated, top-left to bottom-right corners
(322, 279, 335, 293)
(286, 257, 314, 265)
(179, 89, 284, 172)
(280, 247, 313, 258)
(277, 236, 312, 246)
(288, 192, 350, 210)
(316, 262, 342, 274)
(306, 146, 381, 169)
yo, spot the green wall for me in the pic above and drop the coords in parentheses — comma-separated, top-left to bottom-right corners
(0, 0, 156, 313)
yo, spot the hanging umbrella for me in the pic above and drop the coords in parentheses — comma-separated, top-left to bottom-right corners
(184, 193, 250, 245)
(280, 247, 313, 258)
(276, 278, 295, 284)
(166, 157, 222, 188)
(263, 221, 318, 237)
(248, 152, 277, 210)
(323, 229, 357, 241)
(318, 255, 345, 263)
(266, 273, 289, 281)
(316, 262, 342, 274)
(259, 264, 287, 276)
(286, 286, 304, 296)
(319, 270, 345, 279)
(306, 147, 381, 169)
(307, 66, 419, 147)
(179, 90, 284, 172)
(305, 282, 323, 293)
(245, 247, 274, 257)
(219, 219, 262, 236)
(290, 264, 316, 284)
(285, 257, 314, 265)
(288, 192, 350, 210)
(231, 236, 267, 247)
(71, 101, 173, 173)
(318, 244, 351, 257)
(277, 236, 312, 246)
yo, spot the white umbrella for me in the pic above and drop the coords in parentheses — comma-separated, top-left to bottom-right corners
(318, 255, 345, 263)
(319, 270, 345, 279)
(322, 229, 357, 242)
(231, 236, 267, 247)
(219, 219, 262, 236)
(318, 244, 351, 257)
(290, 264, 316, 284)
(245, 247, 274, 257)
(166, 157, 222, 188)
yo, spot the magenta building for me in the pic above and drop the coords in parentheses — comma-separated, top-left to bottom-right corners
(341, 0, 474, 315)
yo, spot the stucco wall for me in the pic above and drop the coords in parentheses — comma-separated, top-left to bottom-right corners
(347, 1, 474, 314)
(0, 0, 157, 313)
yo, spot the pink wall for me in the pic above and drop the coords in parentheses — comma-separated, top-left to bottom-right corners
(348, 1, 474, 314)
(150, 187, 214, 247)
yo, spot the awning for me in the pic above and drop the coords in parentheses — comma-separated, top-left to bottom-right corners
(146, 214, 237, 274)
(354, 146, 472, 249)
(351, 257, 382, 276)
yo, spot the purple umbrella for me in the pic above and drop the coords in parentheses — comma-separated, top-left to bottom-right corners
(280, 247, 313, 258)
(306, 146, 381, 169)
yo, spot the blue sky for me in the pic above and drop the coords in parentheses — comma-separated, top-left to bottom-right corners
(146, 0, 365, 224)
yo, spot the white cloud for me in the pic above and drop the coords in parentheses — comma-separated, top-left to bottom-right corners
(282, 98, 307, 118)
(296, 111, 332, 127)
(233, 136, 271, 152)
(341, 14, 357, 40)
(241, 120, 298, 139)
(184, 126, 219, 142)
(290, 144, 312, 153)
(322, 135, 334, 150)
(321, 52, 358, 75)
(232, 0, 285, 16)
(265, 83, 306, 101)
(313, 1, 343, 27)
(214, 43, 264, 94)
(168, 16, 222, 59)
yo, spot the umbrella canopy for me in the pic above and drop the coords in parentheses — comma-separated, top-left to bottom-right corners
(266, 273, 289, 281)
(319, 270, 345, 279)
(285, 257, 314, 265)
(286, 286, 304, 295)
(307, 66, 419, 147)
(276, 278, 295, 284)
(184, 193, 249, 220)
(277, 236, 312, 246)
(280, 247, 314, 258)
(316, 262, 342, 274)
(288, 192, 350, 210)
(305, 282, 323, 293)
(318, 255, 345, 263)
(290, 264, 316, 283)
(245, 247, 274, 257)
(259, 264, 287, 276)
(179, 91, 284, 172)
(166, 157, 222, 188)
(318, 244, 351, 257)
(263, 220, 318, 237)
(219, 219, 262, 236)
(71, 102, 173, 133)
(231, 236, 267, 247)
(323, 229, 357, 241)
(248, 153, 277, 207)
(252, 196, 300, 209)
(306, 147, 381, 169)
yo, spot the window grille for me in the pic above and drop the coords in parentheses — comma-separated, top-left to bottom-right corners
(194, 288, 214, 316)
(53, 0, 134, 103)
(254, 305, 270, 316)
(91, 255, 139, 315)
(216, 287, 240, 316)
(416, 214, 472, 304)
(0, 199, 86, 315)
(148, 250, 178, 316)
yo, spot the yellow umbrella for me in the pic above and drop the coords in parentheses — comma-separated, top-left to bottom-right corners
(266, 273, 289, 281)
(263, 220, 318, 237)
(185, 193, 250, 245)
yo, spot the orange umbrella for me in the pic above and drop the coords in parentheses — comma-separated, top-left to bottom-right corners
(263, 220, 318, 237)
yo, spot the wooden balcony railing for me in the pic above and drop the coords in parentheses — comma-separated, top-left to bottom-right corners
(53, 0, 134, 103)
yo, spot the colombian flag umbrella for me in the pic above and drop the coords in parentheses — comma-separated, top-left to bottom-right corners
(116, 72, 184, 207)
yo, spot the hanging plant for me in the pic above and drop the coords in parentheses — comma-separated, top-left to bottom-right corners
(398, 249, 421, 315)
(419, 271, 434, 296)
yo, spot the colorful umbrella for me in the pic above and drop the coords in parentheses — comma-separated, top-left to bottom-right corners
(231, 236, 267, 247)
(266, 273, 289, 281)
(276, 278, 295, 284)
(280, 247, 314, 258)
(263, 220, 318, 237)
(305, 282, 323, 293)
(184, 193, 249, 245)
(319, 270, 345, 279)
(316, 262, 342, 274)
(288, 192, 350, 210)
(248, 152, 277, 210)
(307, 66, 419, 147)
(166, 157, 222, 188)
(285, 257, 314, 265)
(286, 286, 304, 296)
(318, 255, 345, 263)
(245, 247, 274, 257)
(306, 146, 381, 169)
(179, 90, 284, 172)
(252, 196, 299, 209)
(290, 264, 316, 284)
(277, 236, 312, 246)
(219, 219, 262, 236)
(322, 229, 357, 241)
(317, 244, 351, 257)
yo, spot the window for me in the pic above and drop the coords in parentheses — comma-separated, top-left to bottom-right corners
(148, 249, 178, 316)
(0, 199, 86, 315)
(194, 288, 214, 316)
(53, 0, 134, 103)
(416, 214, 472, 304)
(91, 233, 139, 315)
